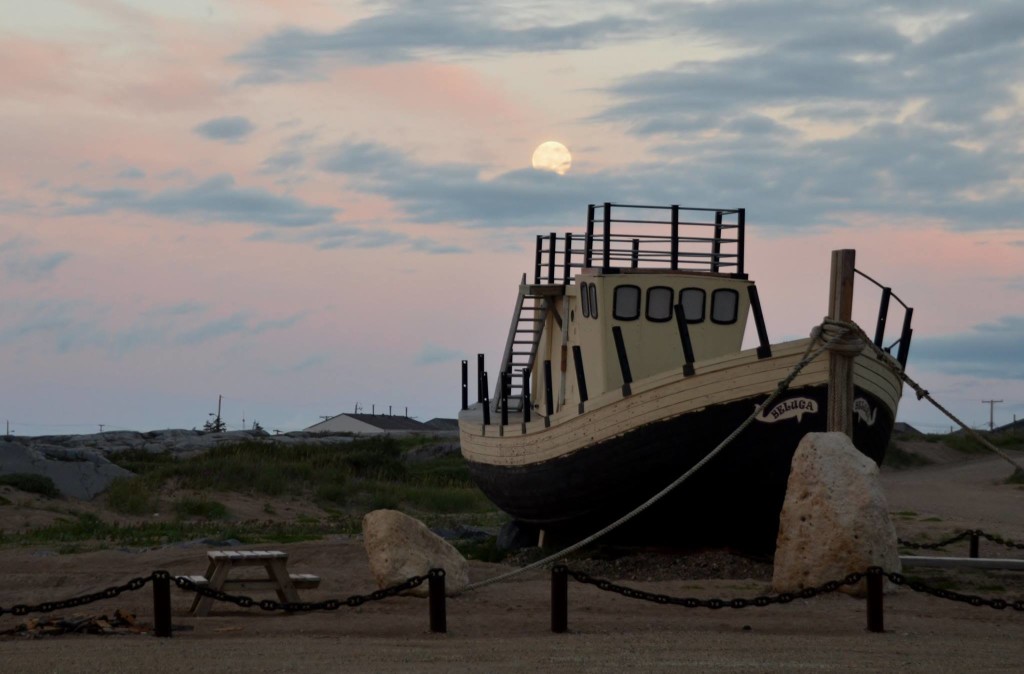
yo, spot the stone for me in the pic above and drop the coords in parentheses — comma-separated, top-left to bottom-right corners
(363, 509, 470, 597)
(772, 432, 901, 597)
(0, 441, 136, 500)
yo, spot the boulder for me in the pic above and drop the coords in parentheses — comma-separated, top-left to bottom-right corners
(0, 442, 136, 500)
(772, 432, 900, 597)
(363, 509, 470, 597)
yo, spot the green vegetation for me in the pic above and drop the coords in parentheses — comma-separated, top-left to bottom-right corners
(883, 442, 933, 469)
(923, 430, 1024, 455)
(0, 474, 60, 498)
(173, 497, 229, 520)
(0, 494, 11, 506)
(104, 477, 158, 515)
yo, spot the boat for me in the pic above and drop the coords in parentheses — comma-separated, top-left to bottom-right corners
(458, 203, 913, 550)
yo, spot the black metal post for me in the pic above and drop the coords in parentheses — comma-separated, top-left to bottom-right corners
(543, 360, 554, 417)
(737, 208, 746, 275)
(631, 238, 639, 269)
(671, 205, 680, 270)
(674, 304, 696, 376)
(482, 371, 491, 426)
(602, 202, 612, 272)
(611, 326, 633, 396)
(500, 371, 508, 426)
(866, 571, 884, 633)
(477, 354, 484, 403)
(548, 232, 556, 284)
(896, 307, 913, 369)
(970, 531, 979, 558)
(551, 565, 568, 633)
(535, 235, 543, 284)
(523, 367, 531, 423)
(562, 233, 573, 285)
(461, 360, 468, 411)
(712, 210, 723, 273)
(874, 287, 892, 348)
(572, 346, 588, 411)
(428, 569, 447, 634)
(747, 285, 772, 359)
(585, 205, 595, 268)
(153, 572, 172, 638)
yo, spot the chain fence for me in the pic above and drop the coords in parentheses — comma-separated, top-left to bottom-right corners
(899, 529, 1024, 552)
(559, 565, 1024, 613)
(0, 571, 167, 617)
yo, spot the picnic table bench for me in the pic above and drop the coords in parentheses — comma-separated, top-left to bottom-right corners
(179, 550, 320, 616)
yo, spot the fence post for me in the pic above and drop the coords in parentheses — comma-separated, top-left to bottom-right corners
(866, 570, 884, 633)
(970, 531, 980, 559)
(152, 572, 172, 638)
(551, 565, 568, 633)
(429, 569, 447, 634)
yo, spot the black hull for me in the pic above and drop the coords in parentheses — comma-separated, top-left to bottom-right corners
(465, 384, 894, 551)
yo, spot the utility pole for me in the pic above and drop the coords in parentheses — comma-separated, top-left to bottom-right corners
(982, 400, 1003, 431)
(98, 424, 105, 433)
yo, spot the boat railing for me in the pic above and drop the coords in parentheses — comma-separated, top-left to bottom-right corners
(533, 203, 745, 285)
(854, 268, 913, 369)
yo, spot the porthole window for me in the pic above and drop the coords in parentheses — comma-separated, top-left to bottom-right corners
(613, 285, 641, 321)
(679, 288, 706, 323)
(580, 282, 590, 318)
(646, 286, 673, 322)
(589, 283, 598, 319)
(711, 288, 739, 324)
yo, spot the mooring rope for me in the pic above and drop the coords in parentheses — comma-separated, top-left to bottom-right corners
(460, 323, 850, 593)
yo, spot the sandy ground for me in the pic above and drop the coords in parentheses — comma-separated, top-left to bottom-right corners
(2, 450, 1024, 672)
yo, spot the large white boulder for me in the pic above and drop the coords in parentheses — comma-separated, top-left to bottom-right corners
(772, 432, 901, 597)
(363, 509, 470, 597)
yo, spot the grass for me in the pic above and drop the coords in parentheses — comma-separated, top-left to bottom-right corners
(173, 497, 229, 520)
(0, 474, 60, 498)
(883, 442, 934, 469)
(105, 477, 158, 515)
(922, 430, 1024, 456)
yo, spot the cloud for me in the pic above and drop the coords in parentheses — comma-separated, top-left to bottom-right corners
(175, 311, 306, 346)
(116, 167, 146, 180)
(415, 342, 463, 365)
(66, 174, 337, 228)
(0, 237, 72, 282)
(233, 1, 646, 81)
(259, 149, 305, 174)
(910, 316, 1024, 380)
(193, 116, 256, 142)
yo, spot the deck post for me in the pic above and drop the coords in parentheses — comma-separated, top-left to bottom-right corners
(747, 285, 772, 359)
(631, 238, 640, 269)
(548, 232, 556, 284)
(896, 307, 913, 369)
(673, 304, 696, 376)
(500, 371, 509, 427)
(534, 235, 543, 284)
(481, 371, 491, 426)
(477, 353, 485, 403)
(562, 233, 573, 285)
(461, 360, 468, 411)
(611, 326, 632, 396)
(737, 209, 746, 275)
(543, 360, 554, 418)
(711, 210, 723, 273)
(874, 287, 891, 348)
(602, 202, 612, 272)
(585, 205, 595, 268)
(523, 367, 531, 423)
(827, 249, 856, 437)
(671, 205, 680, 270)
(572, 345, 588, 413)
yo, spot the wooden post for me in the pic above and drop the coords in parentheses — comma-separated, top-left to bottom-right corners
(152, 573, 172, 638)
(866, 572, 884, 633)
(827, 249, 856, 438)
(551, 565, 568, 633)
(428, 569, 447, 633)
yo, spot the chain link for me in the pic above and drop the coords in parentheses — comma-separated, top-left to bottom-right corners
(562, 565, 1024, 612)
(0, 572, 159, 617)
(172, 574, 427, 612)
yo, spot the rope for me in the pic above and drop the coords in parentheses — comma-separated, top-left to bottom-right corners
(460, 325, 848, 593)
(835, 321, 1024, 474)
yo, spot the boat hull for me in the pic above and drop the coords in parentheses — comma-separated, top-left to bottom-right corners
(459, 341, 901, 550)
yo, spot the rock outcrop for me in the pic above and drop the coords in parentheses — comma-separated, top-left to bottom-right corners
(363, 509, 470, 597)
(0, 444, 135, 500)
(772, 432, 900, 597)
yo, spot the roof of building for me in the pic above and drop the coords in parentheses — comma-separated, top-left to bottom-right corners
(893, 421, 922, 436)
(315, 413, 431, 432)
(424, 418, 459, 431)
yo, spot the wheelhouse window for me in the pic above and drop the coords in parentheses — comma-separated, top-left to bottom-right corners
(613, 285, 640, 321)
(589, 283, 598, 319)
(679, 288, 706, 323)
(646, 286, 673, 322)
(580, 282, 591, 318)
(711, 288, 739, 324)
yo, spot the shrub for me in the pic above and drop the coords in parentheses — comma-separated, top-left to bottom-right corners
(173, 497, 228, 520)
(0, 473, 60, 498)
(105, 477, 158, 515)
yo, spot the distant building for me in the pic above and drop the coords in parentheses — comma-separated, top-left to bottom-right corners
(424, 418, 459, 432)
(994, 418, 1022, 434)
(305, 413, 434, 436)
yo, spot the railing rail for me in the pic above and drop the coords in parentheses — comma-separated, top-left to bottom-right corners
(854, 268, 914, 368)
(534, 203, 745, 285)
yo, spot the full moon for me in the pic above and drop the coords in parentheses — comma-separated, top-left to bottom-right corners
(531, 141, 572, 175)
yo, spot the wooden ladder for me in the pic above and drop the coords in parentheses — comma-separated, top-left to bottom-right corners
(493, 274, 548, 411)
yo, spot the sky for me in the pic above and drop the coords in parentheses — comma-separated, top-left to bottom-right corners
(1, 0, 1022, 436)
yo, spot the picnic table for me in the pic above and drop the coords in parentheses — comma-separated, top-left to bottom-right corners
(180, 550, 320, 616)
